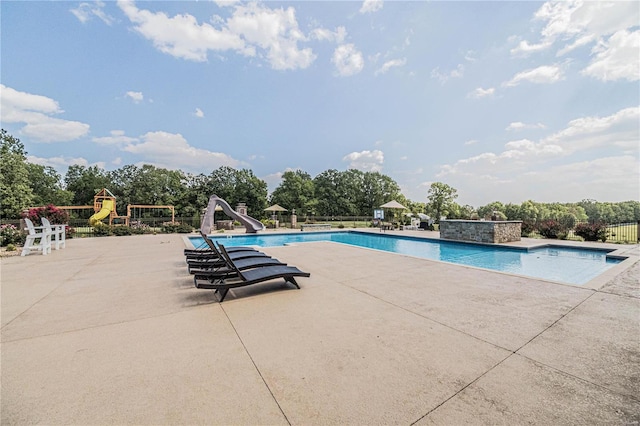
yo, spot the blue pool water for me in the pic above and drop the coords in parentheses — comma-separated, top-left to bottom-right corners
(190, 231, 623, 285)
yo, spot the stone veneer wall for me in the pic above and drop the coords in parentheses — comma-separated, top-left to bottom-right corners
(440, 220, 522, 243)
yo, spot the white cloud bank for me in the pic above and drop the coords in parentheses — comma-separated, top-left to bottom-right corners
(437, 106, 639, 204)
(512, 1, 640, 82)
(93, 130, 242, 172)
(343, 150, 384, 172)
(0, 84, 90, 142)
(117, 0, 316, 71)
(504, 65, 564, 87)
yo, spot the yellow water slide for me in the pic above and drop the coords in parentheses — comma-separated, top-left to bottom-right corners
(89, 199, 114, 226)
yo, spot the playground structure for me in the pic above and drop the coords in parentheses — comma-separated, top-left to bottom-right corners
(52, 189, 175, 227)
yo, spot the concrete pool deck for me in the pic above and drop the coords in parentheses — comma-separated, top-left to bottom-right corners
(1, 231, 639, 424)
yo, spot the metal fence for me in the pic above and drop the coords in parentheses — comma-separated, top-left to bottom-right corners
(2, 217, 638, 243)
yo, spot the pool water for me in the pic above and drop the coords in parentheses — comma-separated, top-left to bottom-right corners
(190, 231, 623, 285)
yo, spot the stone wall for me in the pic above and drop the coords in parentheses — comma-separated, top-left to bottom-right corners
(440, 220, 522, 243)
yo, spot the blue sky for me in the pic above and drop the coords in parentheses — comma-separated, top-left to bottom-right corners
(1, 0, 638, 206)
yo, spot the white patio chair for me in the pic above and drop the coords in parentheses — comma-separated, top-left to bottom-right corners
(41, 217, 66, 250)
(21, 218, 52, 256)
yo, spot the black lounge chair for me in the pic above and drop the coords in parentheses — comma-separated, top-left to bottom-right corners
(186, 246, 271, 273)
(194, 244, 310, 302)
(190, 253, 286, 279)
(185, 232, 258, 258)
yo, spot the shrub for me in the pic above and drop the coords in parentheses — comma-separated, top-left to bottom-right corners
(130, 220, 151, 234)
(111, 226, 132, 236)
(161, 222, 193, 233)
(24, 204, 69, 225)
(92, 222, 112, 237)
(6, 243, 17, 252)
(574, 222, 608, 242)
(537, 219, 565, 239)
(1, 224, 26, 247)
(521, 220, 536, 237)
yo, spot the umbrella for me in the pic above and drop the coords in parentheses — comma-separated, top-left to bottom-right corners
(264, 204, 288, 224)
(379, 200, 406, 209)
(264, 204, 288, 212)
(379, 200, 406, 224)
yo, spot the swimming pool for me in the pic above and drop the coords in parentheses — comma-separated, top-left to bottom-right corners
(189, 231, 623, 285)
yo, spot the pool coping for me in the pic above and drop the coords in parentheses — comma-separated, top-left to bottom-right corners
(184, 229, 639, 291)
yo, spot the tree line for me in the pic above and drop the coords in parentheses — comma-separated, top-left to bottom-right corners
(2, 129, 639, 225)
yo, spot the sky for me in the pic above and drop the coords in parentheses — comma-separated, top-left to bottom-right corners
(1, 0, 638, 207)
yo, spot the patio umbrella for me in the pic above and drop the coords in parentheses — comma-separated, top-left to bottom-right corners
(379, 200, 406, 223)
(264, 204, 288, 224)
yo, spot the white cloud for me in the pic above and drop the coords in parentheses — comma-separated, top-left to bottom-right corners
(374, 58, 406, 76)
(226, 3, 315, 70)
(310, 26, 346, 44)
(118, 0, 315, 70)
(93, 130, 138, 145)
(332, 44, 364, 77)
(70, 1, 114, 25)
(342, 150, 384, 172)
(542, 106, 639, 152)
(121, 131, 242, 171)
(430, 64, 464, 84)
(467, 87, 495, 99)
(436, 106, 639, 204)
(194, 108, 205, 118)
(118, 0, 247, 62)
(125, 91, 144, 103)
(360, 0, 383, 14)
(27, 155, 104, 172)
(464, 140, 478, 146)
(0, 84, 90, 142)
(581, 29, 640, 82)
(504, 65, 563, 87)
(510, 39, 553, 56)
(506, 122, 546, 131)
(512, 1, 639, 82)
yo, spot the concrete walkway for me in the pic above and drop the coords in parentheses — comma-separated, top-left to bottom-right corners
(1, 232, 639, 424)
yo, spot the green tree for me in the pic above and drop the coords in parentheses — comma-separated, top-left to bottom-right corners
(313, 169, 342, 216)
(0, 129, 34, 218)
(233, 168, 268, 217)
(64, 165, 112, 205)
(477, 201, 505, 220)
(357, 171, 401, 216)
(27, 163, 73, 207)
(270, 170, 315, 216)
(425, 182, 458, 223)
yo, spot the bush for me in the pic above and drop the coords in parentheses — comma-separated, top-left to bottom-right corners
(521, 220, 536, 237)
(574, 222, 608, 242)
(537, 219, 565, 239)
(92, 222, 112, 236)
(6, 243, 17, 252)
(130, 221, 151, 234)
(1, 224, 26, 247)
(24, 204, 69, 225)
(161, 222, 194, 233)
(111, 226, 132, 236)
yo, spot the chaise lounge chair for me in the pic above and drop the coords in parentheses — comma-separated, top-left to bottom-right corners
(190, 242, 286, 279)
(186, 243, 272, 273)
(194, 244, 310, 302)
(184, 232, 257, 256)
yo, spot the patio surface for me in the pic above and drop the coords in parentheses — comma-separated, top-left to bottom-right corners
(1, 230, 639, 425)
